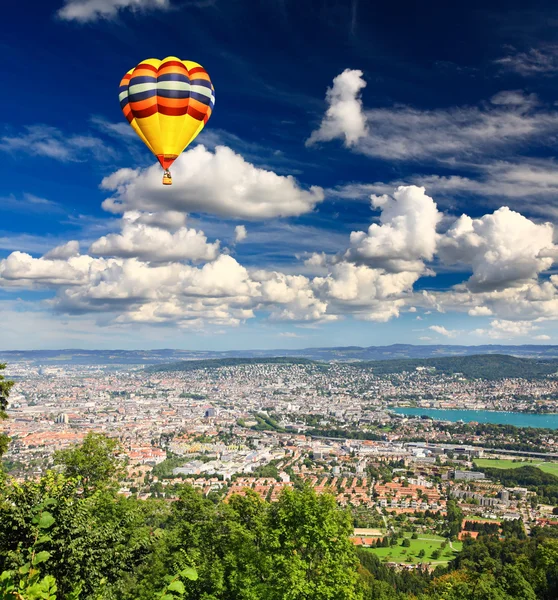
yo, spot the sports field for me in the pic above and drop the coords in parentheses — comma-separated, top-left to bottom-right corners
(474, 458, 558, 476)
(364, 533, 462, 565)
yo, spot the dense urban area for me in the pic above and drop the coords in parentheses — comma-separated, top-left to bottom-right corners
(2, 354, 558, 599)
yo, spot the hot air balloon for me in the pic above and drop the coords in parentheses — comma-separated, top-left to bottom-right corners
(119, 57, 215, 185)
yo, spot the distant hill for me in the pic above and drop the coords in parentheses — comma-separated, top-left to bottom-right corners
(4, 344, 558, 366)
(149, 353, 558, 380)
(146, 357, 320, 373)
(349, 354, 558, 380)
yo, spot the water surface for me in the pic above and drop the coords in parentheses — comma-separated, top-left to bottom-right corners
(392, 407, 558, 429)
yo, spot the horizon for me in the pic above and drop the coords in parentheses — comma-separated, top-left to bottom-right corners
(3, 1, 558, 348)
(5, 342, 558, 350)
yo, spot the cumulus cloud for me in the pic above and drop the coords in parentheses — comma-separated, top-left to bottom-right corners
(89, 214, 220, 262)
(343, 186, 442, 273)
(44, 241, 81, 260)
(255, 271, 333, 323)
(234, 225, 247, 243)
(57, 0, 171, 22)
(438, 206, 555, 291)
(473, 319, 538, 339)
(313, 262, 414, 322)
(417, 278, 558, 324)
(3, 181, 558, 333)
(468, 306, 493, 317)
(101, 145, 324, 219)
(306, 69, 368, 147)
(0, 252, 98, 286)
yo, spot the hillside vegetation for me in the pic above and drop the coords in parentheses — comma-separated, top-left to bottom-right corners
(149, 354, 558, 380)
(351, 354, 558, 380)
(147, 356, 321, 373)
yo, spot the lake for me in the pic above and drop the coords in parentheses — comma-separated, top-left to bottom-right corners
(392, 407, 558, 429)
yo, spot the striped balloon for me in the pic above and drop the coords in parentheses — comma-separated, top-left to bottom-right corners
(119, 57, 215, 183)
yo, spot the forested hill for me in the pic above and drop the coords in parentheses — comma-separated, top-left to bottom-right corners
(147, 356, 321, 373)
(350, 354, 558, 380)
(148, 354, 558, 380)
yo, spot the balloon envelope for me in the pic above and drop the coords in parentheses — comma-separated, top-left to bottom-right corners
(119, 57, 215, 172)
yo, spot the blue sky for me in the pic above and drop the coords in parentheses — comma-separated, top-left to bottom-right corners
(3, 0, 558, 349)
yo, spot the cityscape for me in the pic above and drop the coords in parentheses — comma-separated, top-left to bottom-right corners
(3, 352, 558, 575)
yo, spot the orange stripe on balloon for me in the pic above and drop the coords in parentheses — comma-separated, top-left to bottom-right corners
(130, 97, 158, 111)
(157, 96, 189, 108)
(187, 97, 211, 115)
(159, 65, 188, 76)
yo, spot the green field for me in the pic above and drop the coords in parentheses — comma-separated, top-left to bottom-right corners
(474, 458, 558, 476)
(365, 534, 462, 565)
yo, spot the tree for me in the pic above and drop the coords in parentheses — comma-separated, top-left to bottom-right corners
(445, 499, 463, 538)
(54, 432, 124, 495)
(0, 363, 14, 459)
(265, 485, 363, 600)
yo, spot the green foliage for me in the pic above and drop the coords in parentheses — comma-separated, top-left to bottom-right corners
(53, 433, 124, 495)
(0, 364, 14, 460)
(2, 445, 558, 600)
(0, 500, 65, 600)
(249, 464, 279, 479)
(250, 413, 285, 433)
(483, 466, 558, 504)
(445, 500, 464, 538)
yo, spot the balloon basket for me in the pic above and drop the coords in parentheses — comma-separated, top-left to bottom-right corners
(162, 170, 172, 186)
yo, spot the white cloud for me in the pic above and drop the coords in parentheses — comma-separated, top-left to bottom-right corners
(358, 102, 558, 161)
(313, 262, 413, 322)
(101, 145, 324, 219)
(535, 334, 551, 341)
(495, 45, 558, 76)
(490, 90, 538, 107)
(234, 225, 247, 243)
(418, 282, 558, 323)
(306, 69, 368, 147)
(57, 0, 171, 22)
(429, 325, 457, 338)
(343, 186, 441, 273)
(89, 214, 220, 263)
(438, 206, 555, 291)
(255, 271, 333, 323)
(0, 125, 112, 162)
(3, 181, 558, 334)
(473, 319, 538, 339)
(0, 252, 98, 287)
(330, 159, 558, 217)
(309, 70, 558, 162)
(44, 241, 81, 260)
(121, 210, 188, 231)
(468, 306, 493, 317)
